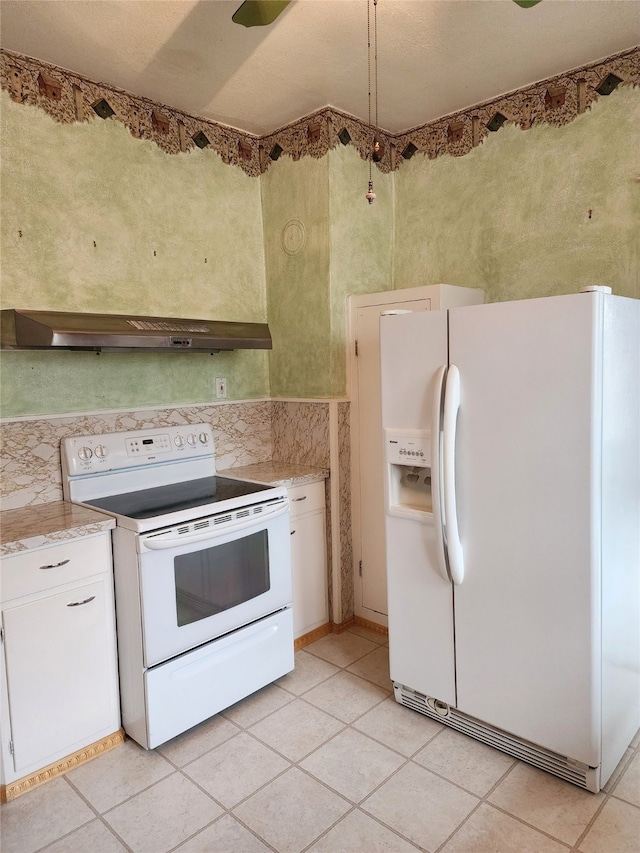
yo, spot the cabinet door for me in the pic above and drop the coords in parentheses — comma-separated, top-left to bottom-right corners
(290, 512, 328, 638)
(3, 578, 118, 772)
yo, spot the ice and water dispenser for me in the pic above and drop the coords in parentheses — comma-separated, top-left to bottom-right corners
(385, 429, 433, 520)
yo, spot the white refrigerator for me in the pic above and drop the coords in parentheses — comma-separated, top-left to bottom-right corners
(380, 288, 639, 792)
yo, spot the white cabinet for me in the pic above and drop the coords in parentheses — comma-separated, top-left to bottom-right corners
(0, 533, 120, 793)
(288, 482, 328, 639)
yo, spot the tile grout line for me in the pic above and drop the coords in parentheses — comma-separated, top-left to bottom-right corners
(291, 637, 447, 851)
(163, 646, 378, 851)
(320, 631, 617, 853)
(288, 635, 521, 851)
(18, 629, 639, 853)
(231, 670, 394, 846)
(570, 741, 639, 853)
(428, 756, 522, 853)
(42, 774, 137, 853)
(223, 633, 419, 850)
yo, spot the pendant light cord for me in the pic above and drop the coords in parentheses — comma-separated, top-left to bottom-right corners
(374, 0, 378, 132)
(367, 0, 372, 184)
(366, 0, 378, 202)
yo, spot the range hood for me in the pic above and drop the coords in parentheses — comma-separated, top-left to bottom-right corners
(1, 309, 272, 353)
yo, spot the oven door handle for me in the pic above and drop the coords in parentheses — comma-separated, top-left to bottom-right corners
(141, 501, 289, 550)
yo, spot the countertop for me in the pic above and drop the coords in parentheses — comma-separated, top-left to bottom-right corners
(1, 502, 116, 556)
(0, 463, 327, 556)
(218, 461, 328, 488)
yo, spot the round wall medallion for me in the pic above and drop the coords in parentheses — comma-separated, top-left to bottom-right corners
(281, 219, 307, 256)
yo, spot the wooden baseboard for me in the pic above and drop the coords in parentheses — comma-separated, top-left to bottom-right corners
(294, 622, 332, 650)
(1, 729, 125, 803)
(354, 615, 389, 638)
(330, 617, 356, 633)
(293, 616, 388, 651)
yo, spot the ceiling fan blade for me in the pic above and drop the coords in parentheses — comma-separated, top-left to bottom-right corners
(512, 0, 543, 6)
(232, 1, 291, 28)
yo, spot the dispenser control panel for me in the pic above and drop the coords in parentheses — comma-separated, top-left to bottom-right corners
(385, 429, 430, 466)
(385, 429, 433, 520)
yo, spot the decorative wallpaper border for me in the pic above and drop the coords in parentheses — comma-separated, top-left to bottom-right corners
(1, 46, 638, 176)
(392, 47, 639, 167)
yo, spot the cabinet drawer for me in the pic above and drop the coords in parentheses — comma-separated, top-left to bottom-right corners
(288, 481, 325, 518)
(1, 534, 112, 602)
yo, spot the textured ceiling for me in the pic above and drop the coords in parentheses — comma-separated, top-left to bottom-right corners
(1, 0, 638, 135)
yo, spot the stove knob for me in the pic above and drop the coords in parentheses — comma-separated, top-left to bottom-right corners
(174, 435, 185, 448)
(187, 433, 197, 446)
(78, 446, 93, 461)
(94, 445, 108, 459)
(198, 432, 209, 444)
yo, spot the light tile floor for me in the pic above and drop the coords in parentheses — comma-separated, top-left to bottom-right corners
(2, 627, 639, 853)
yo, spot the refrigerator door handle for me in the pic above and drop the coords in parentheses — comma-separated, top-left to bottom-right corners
(443, 364, 465, 585)
(431, 365, 451, 583)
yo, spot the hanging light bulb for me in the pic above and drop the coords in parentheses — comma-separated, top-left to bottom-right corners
(365, 0, 379, 203)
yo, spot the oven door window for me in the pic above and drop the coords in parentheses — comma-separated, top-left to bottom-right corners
(174, 530, 270, 627)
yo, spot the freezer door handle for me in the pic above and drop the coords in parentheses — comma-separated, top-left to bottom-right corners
(443, 364, 465, 585)
(431, 365, 451, 583)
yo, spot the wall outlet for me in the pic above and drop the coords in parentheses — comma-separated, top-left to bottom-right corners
(215, 377, 227, 399)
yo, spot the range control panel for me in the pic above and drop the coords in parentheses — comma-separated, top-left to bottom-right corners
(63, 423, 214, 476)
(385, 429, 431, 467)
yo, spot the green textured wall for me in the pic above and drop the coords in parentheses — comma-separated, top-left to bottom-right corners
(0, 92, 269, 416)
(261, 154, 331, 398)
(266, 88, 639, 399)
(329, 146, 394, 396)
(394, 88, 639, 302)
(0, 349, 267, 417)
(261, 146, 394, 399)
(1, 84, 638, 415)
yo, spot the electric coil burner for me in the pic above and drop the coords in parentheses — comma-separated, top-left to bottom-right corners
(62, 424, 294, 749)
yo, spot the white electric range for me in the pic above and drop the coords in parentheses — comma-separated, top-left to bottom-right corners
(62, 423, 294, 749)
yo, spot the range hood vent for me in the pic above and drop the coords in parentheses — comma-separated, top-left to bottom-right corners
(1, 310, 272, 353)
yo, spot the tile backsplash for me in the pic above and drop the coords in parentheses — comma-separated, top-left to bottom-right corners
(0, 401, 273, 510)
(0, 398, 355, 623)
(272, 401, 330, 468)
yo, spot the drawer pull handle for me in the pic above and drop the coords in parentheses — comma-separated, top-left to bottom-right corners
(67, 596, 96, 607)
(39, 559, 70, 570)
(291, 496, 307, 502)
(290, 530, 296, 535)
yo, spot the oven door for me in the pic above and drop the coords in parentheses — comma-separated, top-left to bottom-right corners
(138, 497, 292, 667)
